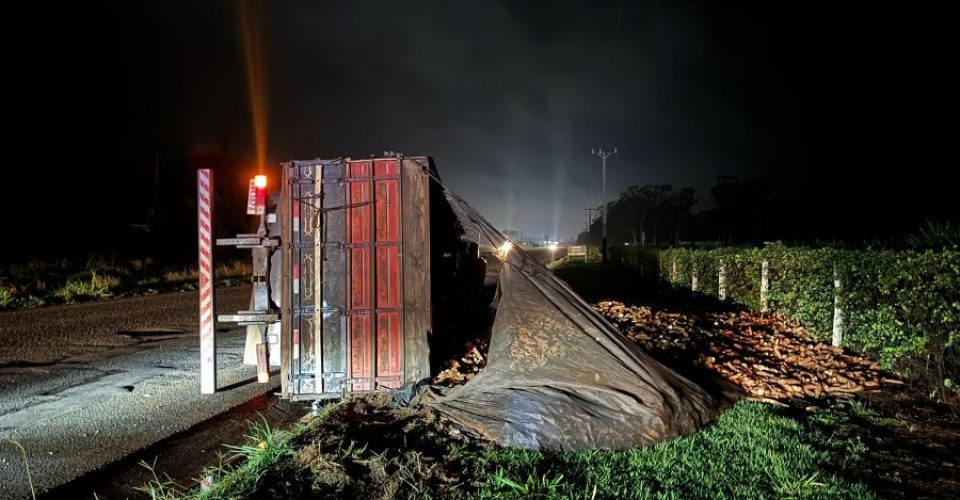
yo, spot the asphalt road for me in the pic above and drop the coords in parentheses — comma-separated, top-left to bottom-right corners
(0, 286, 285, 499)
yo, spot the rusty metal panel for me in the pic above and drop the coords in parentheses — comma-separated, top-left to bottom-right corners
(345, 158, 404, 391)
(400, 158, 432, 384)
(281, 156, 426, 399)
(374, 166, 402, 388)
(376, 311, 402, 387)
(376, 246, 400, 308)
(375, 179, 399, 241)
(349, 313, 372, 391)
(347, 161, 373, 391)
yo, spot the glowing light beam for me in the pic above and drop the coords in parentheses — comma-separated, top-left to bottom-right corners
(240, 0, 268, 173)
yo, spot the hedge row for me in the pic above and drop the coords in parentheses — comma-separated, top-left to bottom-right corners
(617, 244, 960, 398)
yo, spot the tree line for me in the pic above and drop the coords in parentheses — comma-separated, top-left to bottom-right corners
(578, 176, 771, 246)
(576, 176, 958, 247)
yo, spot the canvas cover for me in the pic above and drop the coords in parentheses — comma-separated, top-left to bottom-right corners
(419, 188, 722, 450)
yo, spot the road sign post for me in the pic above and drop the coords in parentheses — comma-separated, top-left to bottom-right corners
(198, 169, 217, 394)
(569, 245, 588, 262)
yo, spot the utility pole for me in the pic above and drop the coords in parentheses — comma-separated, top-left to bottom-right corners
(584, 206, 597, 240)
(592, 147, 617, 263)
(584, 205, 602, 244)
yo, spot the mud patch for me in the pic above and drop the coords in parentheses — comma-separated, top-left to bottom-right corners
(0, 359, 68, 374)
(251, 394, 477, 499)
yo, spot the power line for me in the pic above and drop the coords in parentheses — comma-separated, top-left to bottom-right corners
(605, 0, 625, 78)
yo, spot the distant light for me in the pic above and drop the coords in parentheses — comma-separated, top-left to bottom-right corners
(548, 244, 558, 251)
(254, 175, 267, 189)
(495, 241, 513, 261)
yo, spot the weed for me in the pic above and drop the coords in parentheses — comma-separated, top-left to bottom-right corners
(217, 260, 253, 278)
(847, 400, 879, 420)
(481, 468, 565, 498)
(163, 268, 197, 283)
(54, 272, 119, 302)
(770, 471, 826, 499)
(17, 295, 46, 308)
(844, 436, 868, 461)
(130, 258, 155, 272)
(6, 439, 35, 500)
(194, 414, 294, 498)
(135, 458, 186, 500)
(809, 409, 846, 426)
(0, 285, 14, 308)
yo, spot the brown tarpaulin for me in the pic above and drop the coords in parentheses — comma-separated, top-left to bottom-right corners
(420, 188, 722, 450)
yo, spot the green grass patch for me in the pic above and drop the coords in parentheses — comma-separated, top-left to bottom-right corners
(147, 398, 879, 499)
(469, 402, 875, 499)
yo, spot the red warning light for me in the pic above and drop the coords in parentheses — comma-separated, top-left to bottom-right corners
(247, 175, 268, 215)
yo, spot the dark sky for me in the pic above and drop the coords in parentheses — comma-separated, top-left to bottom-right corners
(7, 1, 957, 257)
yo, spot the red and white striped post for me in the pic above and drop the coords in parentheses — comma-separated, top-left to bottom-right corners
(197, 169, 217, 394)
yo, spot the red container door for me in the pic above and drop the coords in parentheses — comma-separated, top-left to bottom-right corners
(347, 159, 403, 391)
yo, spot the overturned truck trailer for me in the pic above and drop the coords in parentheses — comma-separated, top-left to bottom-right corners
(281, 156, 431, 398)
(270, 154, 721, 449)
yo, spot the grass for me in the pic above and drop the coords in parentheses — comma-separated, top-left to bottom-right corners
(198, 415, 304, 497)
(0, 257, 252, 309)
(468, 402, 875, 499)
(144, 397, 880, 499)
(137, 458, 187, 500)
(137, 413, 314, 500)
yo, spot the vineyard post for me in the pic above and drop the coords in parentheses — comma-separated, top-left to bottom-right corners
(718, 259, 727, 301)
(832, 267, 844, 347)
(760, 259, 770, 313)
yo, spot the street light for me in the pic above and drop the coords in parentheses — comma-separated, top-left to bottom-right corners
(592, 147, 617, 263)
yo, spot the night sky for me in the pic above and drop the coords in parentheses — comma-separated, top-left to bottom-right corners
(7, 1, 957, 261)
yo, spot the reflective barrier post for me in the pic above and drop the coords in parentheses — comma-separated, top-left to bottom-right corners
(198, 169, 217, 394)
